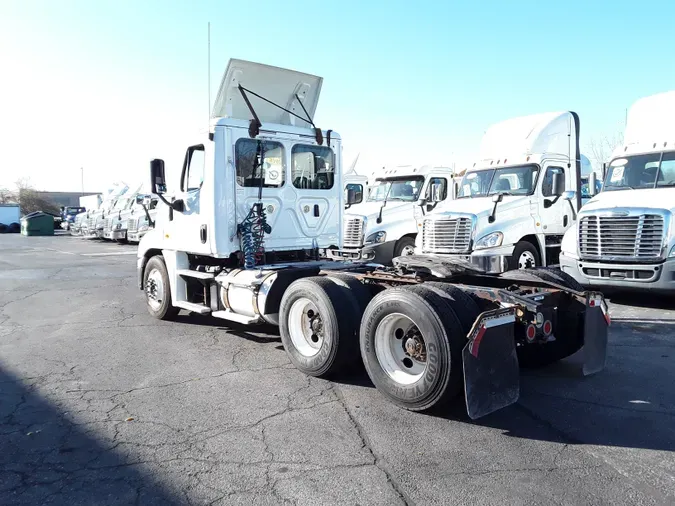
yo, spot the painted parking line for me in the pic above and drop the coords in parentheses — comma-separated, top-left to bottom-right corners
(81, 251, 137, 256)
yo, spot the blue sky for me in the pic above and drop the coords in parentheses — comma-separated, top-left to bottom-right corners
(1, 0, 673, 192)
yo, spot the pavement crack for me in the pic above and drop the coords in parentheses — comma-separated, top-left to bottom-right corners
(332, 385, 412, 506)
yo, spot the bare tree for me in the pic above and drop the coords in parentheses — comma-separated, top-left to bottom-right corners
(0, 187, 17, 204)
(14, 178, 60, 215)
(586, 132, 624, 172)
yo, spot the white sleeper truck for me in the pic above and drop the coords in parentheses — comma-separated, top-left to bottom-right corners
(328, 165, 455, 264)
(416, 111, 584, 274)
(560, 91, 675, 292)
(138, 59, 609, 419)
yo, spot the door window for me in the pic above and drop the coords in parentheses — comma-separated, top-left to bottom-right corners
(541, 166, 565, 197)
(425, 177, 448, 201)
(182, 145, 205, 191)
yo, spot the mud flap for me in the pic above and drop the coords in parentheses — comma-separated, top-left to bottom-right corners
(582, 293, 610, 376)
(463, 308, 519, 420)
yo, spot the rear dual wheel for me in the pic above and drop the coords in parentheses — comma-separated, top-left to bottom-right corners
(279, 276, 367, 377)
(360, 285, 471, 411)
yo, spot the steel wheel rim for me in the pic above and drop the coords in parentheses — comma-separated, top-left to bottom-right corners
(374, 313, 427, 385)
(518, 250, 536, 269)
(146, 268, 164, 311)
(400, 245, 416, 256)
(288, 298, 324, 357)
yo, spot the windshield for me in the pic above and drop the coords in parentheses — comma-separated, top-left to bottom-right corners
(604, 151, 675, 191)
(457, 165, 539, 198)
(367, 177, 424, 202)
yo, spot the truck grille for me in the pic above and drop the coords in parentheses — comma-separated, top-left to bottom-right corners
(579, 214, 665, 261)
(422, 218, 473, 254)
(127, 218, 138, 232)
(104, 217, 113, 230)
(343, 217, 364, 247)
(87, 217, 96, 229)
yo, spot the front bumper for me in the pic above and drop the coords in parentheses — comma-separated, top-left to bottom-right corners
(425, 245, 515, 274)
(127, 229, 148, 243)
(326, 240, 397, 264)
(112, 229, 127, 241)
(102, 228, 115, 240)
(560, 253, 675, 293)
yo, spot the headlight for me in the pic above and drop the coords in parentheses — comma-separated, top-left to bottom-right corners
(474, 232, 503, 250)
(669, 245, 675, 258)
(365, 231, 386, 244)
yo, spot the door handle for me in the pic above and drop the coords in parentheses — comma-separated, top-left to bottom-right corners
(314, 205, 320, 217)
(200, 225, 207, 244)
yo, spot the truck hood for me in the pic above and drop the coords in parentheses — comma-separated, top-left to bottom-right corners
(211, 59, 322, 129)
(581, 188, 675, 214)
(437, 195, 529, 217)
(345, 201, 411, 221)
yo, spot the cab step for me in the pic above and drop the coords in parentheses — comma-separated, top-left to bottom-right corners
(212, 310, 262, 325)
(176, 269, 215, 280)
(174, 301, 211, 314)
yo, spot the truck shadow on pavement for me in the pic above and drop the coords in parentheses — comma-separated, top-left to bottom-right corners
(0, 366, 179, 506)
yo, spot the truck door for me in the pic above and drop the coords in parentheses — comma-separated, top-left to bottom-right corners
(537, 163, 573, 239)
(169, 144, 210, 254)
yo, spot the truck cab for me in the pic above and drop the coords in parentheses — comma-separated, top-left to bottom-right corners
(327, 165, 455, 264)
(416, 111, 583, 272)
(126, 196, 158, 244)
(59, 206, 86, 231)
(560, 91, 675, 292)
(108, 192, 150, 243)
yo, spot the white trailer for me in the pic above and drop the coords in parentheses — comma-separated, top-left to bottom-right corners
(327, 165, 455, 264)
(415, 112, 585, 273)
(137, 59, 609, 419)
(560, 90, 675, 292)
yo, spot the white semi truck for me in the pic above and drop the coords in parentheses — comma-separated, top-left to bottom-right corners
(560, 91, 675, 292)
(327, 165, 455, 264)
(126, 196, 158, 244)
(137, 59, 609, 419)
(415, 112, 585, 274)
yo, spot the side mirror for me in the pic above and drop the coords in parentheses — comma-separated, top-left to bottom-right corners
(453, 182, 458, 200)
(588, 172, 597, 196)
(150, 159, 167, 195)
(492, 193, 504, 203)
(562, 190, 576, 201)
(552, 171, 564, 196)
(430, 183, 443, 203)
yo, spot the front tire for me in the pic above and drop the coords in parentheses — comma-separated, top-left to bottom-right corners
(511, 240, 540, 270)
(393, 236, 416, 257)
(143, 256, 179, 320)
(360, 285, 466, 411)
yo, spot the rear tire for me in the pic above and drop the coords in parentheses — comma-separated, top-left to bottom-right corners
(280, 276, 360, 377)
(421, 282, 481, 336)
(511, 240, 540, 270)
(143, 256, 179, 321)
(523, 267, 584, 292)
(360, 285, 466, 411)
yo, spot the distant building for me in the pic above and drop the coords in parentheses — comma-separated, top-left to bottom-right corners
(34, 191, 98, 208)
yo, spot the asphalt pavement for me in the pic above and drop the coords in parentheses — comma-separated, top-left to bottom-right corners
(1, 233, 673, 505)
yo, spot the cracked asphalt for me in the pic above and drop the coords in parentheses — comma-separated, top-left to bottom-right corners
(1, 233, 674, 505)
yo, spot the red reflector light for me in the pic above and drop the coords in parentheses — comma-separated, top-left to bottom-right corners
(543, 320, 552, 336)
(526, 324, 536, 342)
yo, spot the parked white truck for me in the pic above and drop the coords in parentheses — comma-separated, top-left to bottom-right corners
(137, 59, 609, 420)
(125, 196, 158, 244)
(327, 165, 455, 264)
(415, 111, 585, 274)
(560, 91, 675, 292)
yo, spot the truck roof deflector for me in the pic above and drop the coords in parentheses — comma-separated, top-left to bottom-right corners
(237, 84, 325, 144)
